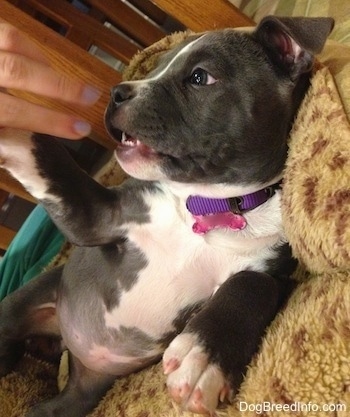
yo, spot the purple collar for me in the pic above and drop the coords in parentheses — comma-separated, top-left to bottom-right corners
(186, 181, 282, 234)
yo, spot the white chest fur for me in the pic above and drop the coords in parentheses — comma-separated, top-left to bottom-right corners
(103, 186, 285, 339)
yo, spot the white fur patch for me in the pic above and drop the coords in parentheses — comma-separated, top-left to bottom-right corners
(0, 128, 60, 202)
(103, 183, 284, 339)
(164, 332, 229, 413)
(131, 35, 205, 88)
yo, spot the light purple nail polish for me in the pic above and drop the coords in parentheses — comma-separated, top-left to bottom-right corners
(81, 86, 101, 105)
(73, 120, 91, 136)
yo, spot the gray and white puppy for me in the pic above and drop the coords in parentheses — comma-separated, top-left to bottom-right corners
(0, 16, 333, 416)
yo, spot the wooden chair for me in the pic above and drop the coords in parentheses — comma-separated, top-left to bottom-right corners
(0, 0, 253, 250)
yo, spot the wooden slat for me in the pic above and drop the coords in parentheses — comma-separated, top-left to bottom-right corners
(0, 224, 16, 250)
(0, 168, 36, 202)
(87, 0, 166, 47)
(151, 0, 255, 31)
(128, 0, 167, 26)
(22, 0, 139, 63)
(0, 189, 8, 207)
(1, 1, 123, 149)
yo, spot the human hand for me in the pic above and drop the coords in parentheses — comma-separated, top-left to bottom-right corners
(0, 22, 101, 139)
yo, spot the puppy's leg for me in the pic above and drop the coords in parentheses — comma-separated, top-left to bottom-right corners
(0, 266, 62, 376)
(163, 271, 290, 414)
(0, 129, 146, 246)
(26, 352, 116, 417)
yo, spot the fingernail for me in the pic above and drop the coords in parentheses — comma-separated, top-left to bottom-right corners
(81, 85, 102, 105)
(73, 120, 91, 137)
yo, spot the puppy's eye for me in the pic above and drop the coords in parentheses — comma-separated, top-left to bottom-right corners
(189, 68, 217, 86)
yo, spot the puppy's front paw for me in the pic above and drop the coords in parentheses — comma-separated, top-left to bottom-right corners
(163, 333, 232, 415)
(0, 128, 33, 168)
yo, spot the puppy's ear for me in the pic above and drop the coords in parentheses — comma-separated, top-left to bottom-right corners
(254, 16, 334, 80)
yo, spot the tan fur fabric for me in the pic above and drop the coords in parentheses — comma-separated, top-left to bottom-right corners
(283, 66, 350, 274)
(1, 33, 349, 417)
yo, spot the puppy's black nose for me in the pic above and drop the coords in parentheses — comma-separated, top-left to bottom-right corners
(111, 83, 134, 105)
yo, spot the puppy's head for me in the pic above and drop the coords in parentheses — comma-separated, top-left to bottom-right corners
(105, 16, 333, 187)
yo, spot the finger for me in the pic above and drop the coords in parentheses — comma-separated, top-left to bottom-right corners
(0, 22, 49, 65)
(0, 92, 91, 139)
(0, 52, 101, 106)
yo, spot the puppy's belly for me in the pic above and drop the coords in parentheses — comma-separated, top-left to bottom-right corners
(68, 341, 161, 375)
(57, 257, 218, 374)
(56, 218, 277, 375)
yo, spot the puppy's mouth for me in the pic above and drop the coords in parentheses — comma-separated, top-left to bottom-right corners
(116, 132, 161, 159)
(120, 133, 154, 152)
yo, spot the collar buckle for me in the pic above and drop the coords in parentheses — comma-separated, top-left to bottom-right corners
(229, 196, 244, 214)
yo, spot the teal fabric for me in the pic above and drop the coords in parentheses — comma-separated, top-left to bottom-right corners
(0, 205, 65, 300)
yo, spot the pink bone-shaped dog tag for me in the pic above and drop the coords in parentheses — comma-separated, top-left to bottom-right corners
(192, 212, 247, 234)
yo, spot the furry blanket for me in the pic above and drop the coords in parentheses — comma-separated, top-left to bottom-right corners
(0, 37, 349, 417)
